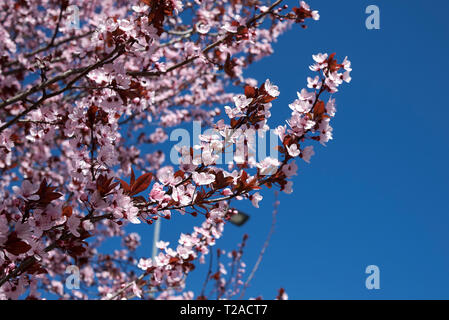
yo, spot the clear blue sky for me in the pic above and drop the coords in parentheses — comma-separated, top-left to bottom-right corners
(118, 0, 449, 299)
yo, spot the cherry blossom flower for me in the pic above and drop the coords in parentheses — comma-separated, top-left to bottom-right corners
(233, 95, 253, 111)
(222, 22, 238, 33)
(300, 1, 320, 20)
(149, 183, 166, 202)
(257, 157, 281, 175)
(312, 53, 328, 64)
(283, 161, 298, 177)
(196, 22, 210, 34)
(265, 79, 280, 97)
(192, 172, 216, 185)
(307, 75, 322, 90)
(12, 180, 39, 201)
(82, 220, 94, 232)
(282, 181, 294, 194)
(302, 146, 315, 163)
(132, 3, 149, 13)
(131, 282, 143, 298)
(326, 98, 337, 117)
(250, 192, 263, 208)
(156, 241, 170, 250)
(67, 215, 81, 238)
(287, 144, 301, 157)
(138, 258, 153, 271)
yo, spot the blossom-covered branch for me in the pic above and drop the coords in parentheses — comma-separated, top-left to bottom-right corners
(0, 0, 350, 300)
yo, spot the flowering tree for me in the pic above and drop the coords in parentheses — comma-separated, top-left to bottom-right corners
(0, 0, 351, 300)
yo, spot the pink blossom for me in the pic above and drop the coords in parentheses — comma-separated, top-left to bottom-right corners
(282, 161, 298, 177)
(12, 180, 39, 201)
(67, 215, 81, 237)
(275, 125, 287, 142)
(250, 192, 263, 208)
(123, 233, 141, 251)
(286, 144, 301, 157)
(132, 4, 149, 13)
(302, 146, 315, 163)
(297, 88, 316, 102)
(131, 282, 142, 298)
(300, 1, 320, 20)
(222, 22, 238, 33)
(312, 53, 328, 64)
(196, 22, 210, 34)
(138, 258, 153, 271)
(326, 98, 337, 117)
(222, 188, 233, 196)
(192, 172, 215, 185)
(82, 220, 94, 232)
(126, 206, 140, 224)
(257, 157, 281, 175)
(307, 75, 322, 90)
(233, 94, 253, 110)
(149, 183, 166, 202)
(282, 181, 293, 194)
(264, 79, 280, 97)
(156, 241, 170, 250)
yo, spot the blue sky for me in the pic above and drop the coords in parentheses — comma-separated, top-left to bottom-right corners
(112, 0, 449, 300)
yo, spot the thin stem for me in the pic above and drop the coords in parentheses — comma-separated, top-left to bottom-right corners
(239, 192, 279, 298)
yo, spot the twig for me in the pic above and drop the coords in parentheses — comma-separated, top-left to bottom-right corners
(128, 0, 283, 77)
(239, 192, 279, 298)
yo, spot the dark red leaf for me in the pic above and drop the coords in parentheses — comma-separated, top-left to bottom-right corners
(314, 100, 326, 117)
(211, 271, 220, 280)
(130, 168, 136, 186)
(62, 206, 73, 218)
(33, 179, 62, 207)
(244, 85, 256, 98)
(130, 172, 153, 196)
(117, 178, 131, 193)
(4, 233, 31, 255)
(169, 256, 180, 264)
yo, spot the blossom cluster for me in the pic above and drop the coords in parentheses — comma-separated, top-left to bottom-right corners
(0, 0, 351, 300)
